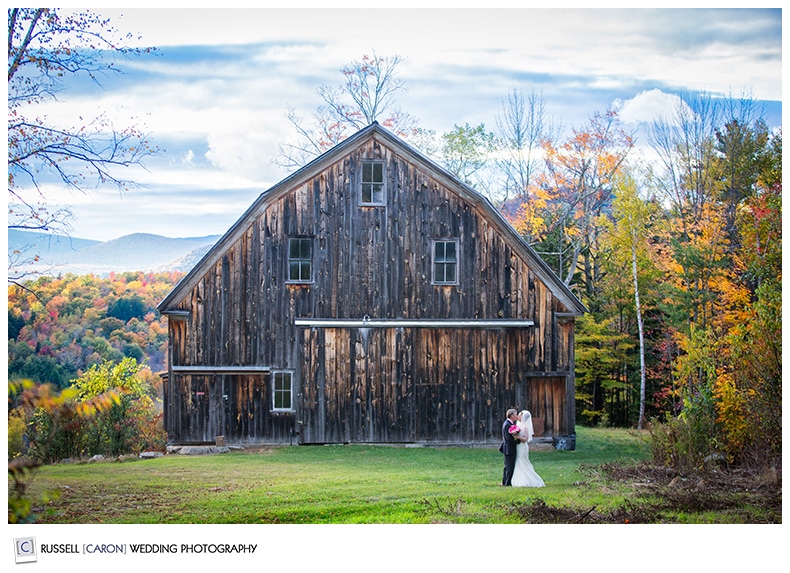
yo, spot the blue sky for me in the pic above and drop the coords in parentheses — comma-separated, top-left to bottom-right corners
(14, 5, 783, 242)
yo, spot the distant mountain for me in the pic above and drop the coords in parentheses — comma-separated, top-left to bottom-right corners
(8, 230, 220, 276)
(155, 242, 216, 273)
(9, 229, 101, 255)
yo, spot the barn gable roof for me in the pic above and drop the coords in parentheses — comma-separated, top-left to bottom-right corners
(157, 122, 586, 315)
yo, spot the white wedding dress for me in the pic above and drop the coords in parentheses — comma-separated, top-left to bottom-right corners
(511, 411, 545, 488)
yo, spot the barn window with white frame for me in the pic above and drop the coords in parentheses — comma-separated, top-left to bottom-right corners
(360, 160, 386, 205)
(432, 239, 459, 285)
(272, 371, 294, 411)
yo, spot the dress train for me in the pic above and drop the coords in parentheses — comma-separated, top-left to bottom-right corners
(511, 441, 544, 487)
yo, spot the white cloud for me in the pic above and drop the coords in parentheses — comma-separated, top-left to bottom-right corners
(616, 89, 688, 125)
(205, 127, 289, 181)
(126, 165, 265, 190)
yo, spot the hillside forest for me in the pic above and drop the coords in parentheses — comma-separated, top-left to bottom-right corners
(9, 271, 180, 389)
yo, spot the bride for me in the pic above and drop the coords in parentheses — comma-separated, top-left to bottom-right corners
(511, 410, 545, 487)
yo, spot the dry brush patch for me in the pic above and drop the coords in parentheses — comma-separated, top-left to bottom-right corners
(505, 462, 782, 524)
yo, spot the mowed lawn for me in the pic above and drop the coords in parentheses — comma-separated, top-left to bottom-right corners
(22, 427, 649, 524)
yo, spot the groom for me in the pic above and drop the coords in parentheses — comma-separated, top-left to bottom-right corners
(500, 408, 520, 486)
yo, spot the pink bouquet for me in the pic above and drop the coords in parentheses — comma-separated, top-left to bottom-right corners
(508, 425, 521, 438)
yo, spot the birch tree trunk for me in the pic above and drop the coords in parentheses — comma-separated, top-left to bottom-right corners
(632, 241, 647, 430)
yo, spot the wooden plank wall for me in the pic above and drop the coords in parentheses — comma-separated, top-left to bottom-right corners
(163, 372, 296, 444)
(297, 327, 570, 444)
(165, 139, 577, 444)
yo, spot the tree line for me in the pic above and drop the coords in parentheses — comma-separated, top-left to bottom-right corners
(8, 271, 178, 512)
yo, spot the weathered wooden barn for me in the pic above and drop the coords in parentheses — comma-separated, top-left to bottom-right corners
(157, 122, 586, 446)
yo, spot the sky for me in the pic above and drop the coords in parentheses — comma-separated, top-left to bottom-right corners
(10, 5, 784, 243)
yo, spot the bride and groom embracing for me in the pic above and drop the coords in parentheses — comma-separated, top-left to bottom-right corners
(500, 408, 545, 487)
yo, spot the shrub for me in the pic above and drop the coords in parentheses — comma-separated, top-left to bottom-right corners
(646, 390, 723, 473)
(8, 408, 27, 460)
(10, 358, 165, 464)
(70, 358, 165, 456)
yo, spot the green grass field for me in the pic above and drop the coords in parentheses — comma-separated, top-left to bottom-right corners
(16, 426, 780, 524)
(19, 427, 655, 524)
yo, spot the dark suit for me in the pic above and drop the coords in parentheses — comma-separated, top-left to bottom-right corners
(500, 418, 518, 486)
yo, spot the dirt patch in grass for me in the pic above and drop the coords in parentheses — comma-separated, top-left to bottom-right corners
(507, 462, 782, 524)
(236, 445, 279, 455)
(32, 482, 189, 523)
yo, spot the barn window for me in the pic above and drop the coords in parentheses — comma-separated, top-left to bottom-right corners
(272, 371, 294, 411)
(360, 160, 385, 205)
(432, 239, 458, 285)
(288, 238, 313, 283)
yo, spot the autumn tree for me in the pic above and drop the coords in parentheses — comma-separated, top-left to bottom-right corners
(645, 92, 781, 469)
(646, 94, 731, 459)
(650, 93, 769, 331)
(8, 379, 120, 522)
(276, 52, 419, 170)
(648, 94, 758, 341)
(8, 271, 179, 387)
(71, 357, 165, 456)
(718, 130, 781, 465)
(714, 105, 775, 256)
(605, 168, 660, 429)
(649, 92, 720, 227)
(536, 108, 634, 300)
(495, 90, 549, 243)
(8, 8, 156, 280)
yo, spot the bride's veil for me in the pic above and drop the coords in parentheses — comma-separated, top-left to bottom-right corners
(519, 410, 534, 442)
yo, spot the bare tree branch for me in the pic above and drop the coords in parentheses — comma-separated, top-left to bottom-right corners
(275, 52, 418, 171)
(7, 8, 157, 278)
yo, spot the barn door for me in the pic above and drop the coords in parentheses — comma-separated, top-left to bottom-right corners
(299, 328, 342, 444)
(183, 374, 225, 444)
(298, 328, 333, 444)
(348, 327, 414, 443)
(299, 327, 414, 444)
(517, 376, 566, 437)
(303, 327, 389, 443)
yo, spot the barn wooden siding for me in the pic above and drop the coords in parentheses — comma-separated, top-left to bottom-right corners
(299, 327, 573, 444)
(163, 135, 578, 445)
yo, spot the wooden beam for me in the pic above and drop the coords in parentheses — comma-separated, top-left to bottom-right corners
(171, 365, 271, 374)
(294, 318, 535, 329)
(162, 309, 190, 320)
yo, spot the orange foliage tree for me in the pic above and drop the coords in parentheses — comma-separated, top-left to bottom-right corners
(506, 109, 633, 306)
(645, 93, 781, 468)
